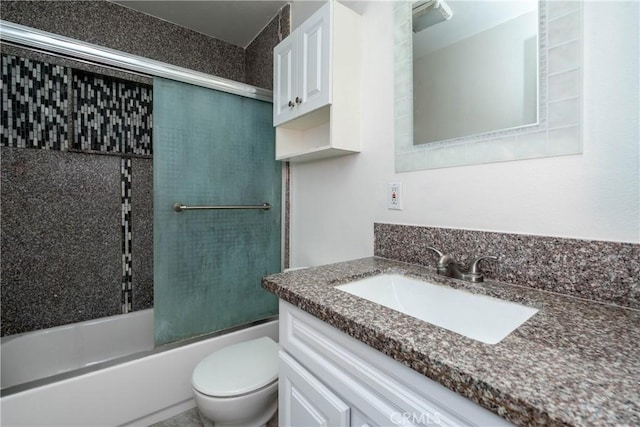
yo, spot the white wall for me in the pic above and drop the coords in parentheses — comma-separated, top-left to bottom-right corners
(289, 1, 639, 268)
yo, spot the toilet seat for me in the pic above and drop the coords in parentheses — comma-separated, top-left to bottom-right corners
(192, 336, 278, 398)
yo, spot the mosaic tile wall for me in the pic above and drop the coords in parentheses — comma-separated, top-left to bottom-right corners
(72, 71, 153, 155)
(1, 54, 69, 150)
(121, 158, 134, 312)
(0, 53, 153, 336)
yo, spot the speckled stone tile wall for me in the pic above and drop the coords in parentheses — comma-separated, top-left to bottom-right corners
(131, 158, 153, 311)
(246, 4, 290, 90)
(0, 148, 122, 336)
(1, 47, 155, 335)
(245, 5, 290, 263)
(374, 223, 640, 309)
(1, 0, 246, 83)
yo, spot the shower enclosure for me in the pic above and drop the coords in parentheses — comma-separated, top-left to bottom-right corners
(0, 20, 282, 399)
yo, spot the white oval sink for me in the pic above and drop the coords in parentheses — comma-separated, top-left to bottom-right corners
(335, 274, 538, 344)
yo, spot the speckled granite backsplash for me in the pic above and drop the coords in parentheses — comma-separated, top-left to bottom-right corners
(374, 223, 640, 309)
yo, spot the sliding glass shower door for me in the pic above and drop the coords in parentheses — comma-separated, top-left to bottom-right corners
(153, 78, 281, 345)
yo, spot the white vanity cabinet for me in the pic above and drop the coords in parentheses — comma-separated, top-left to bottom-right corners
(279, 351, 350, 426)
(273, 1, 360, 162)
(278, 301, 513, 427)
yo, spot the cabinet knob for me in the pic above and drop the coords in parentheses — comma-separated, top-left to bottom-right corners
(295, 96, 302, 104)
(288, 100, 295, 108)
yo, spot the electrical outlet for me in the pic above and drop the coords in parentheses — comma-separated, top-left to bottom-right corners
(388, 182, 402, 210)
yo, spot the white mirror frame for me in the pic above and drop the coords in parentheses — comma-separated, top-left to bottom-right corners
(394, 0, 583, 172)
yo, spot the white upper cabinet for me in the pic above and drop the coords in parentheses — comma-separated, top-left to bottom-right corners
(274, 4, 330, 125)
(273, 1, 361, 162)
(273, 34, 298, 125)
(296, 5, 331, 118)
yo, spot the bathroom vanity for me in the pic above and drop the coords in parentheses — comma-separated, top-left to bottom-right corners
(262, 258, 640, 426)
(278, 300, 509, 426)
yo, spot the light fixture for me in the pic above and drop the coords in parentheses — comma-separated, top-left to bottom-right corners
(412, 0, 453, 33)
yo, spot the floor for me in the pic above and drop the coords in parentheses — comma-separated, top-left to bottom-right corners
(150, 408, 202, 427)
(150, 408, 278, 427)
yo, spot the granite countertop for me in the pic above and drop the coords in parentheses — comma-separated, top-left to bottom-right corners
(262, 257, 640, 427)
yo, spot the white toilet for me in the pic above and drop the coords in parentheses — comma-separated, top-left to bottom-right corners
(191, 336, 279, 427)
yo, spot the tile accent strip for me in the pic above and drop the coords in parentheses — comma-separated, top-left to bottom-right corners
(121, 157, 133, 313)
(284, 161, 290, 269)
(1, 53, 69, 150)
(374, 223, 640, 309)
(72, 70, 152, 155)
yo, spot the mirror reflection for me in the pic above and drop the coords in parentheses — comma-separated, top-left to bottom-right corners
(413, 0, 539, 145)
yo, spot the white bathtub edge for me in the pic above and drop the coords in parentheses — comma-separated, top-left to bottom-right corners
(1, 320, 279, 427)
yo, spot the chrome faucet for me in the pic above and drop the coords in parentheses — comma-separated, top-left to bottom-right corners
(426, 246, 497, 283)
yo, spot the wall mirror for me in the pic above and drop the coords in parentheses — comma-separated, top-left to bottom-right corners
(394, 0, 583, 172)
(413, 0, 538, 144)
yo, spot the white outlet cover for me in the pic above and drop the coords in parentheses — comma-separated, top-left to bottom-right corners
(388, 182, 402, 210)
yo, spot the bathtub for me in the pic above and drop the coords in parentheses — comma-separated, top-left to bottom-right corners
(0, 310, 279, 426)
(1, 309, 155, 390)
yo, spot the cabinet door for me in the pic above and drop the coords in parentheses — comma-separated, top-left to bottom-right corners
(273, 32, 298, 126)
(351, 408, 378, 427)
(279, 351, 350, 427)
(296, 2, 331, 117)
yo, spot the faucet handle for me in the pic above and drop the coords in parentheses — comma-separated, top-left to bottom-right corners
(426, 246, 454, 272)
(468, 256, 498, 275)
(425, 246, 444, 258)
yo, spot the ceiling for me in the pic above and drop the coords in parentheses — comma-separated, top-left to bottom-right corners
(112, 1, 288, 48)
(110, 1, 537, 58)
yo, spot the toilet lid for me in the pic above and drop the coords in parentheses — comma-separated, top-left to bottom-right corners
(192, 336, 279, 397)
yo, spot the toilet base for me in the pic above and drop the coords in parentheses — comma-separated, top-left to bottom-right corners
(196, 400, 277, 427)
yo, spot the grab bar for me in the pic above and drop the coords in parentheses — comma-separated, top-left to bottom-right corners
(173, 203, 271, 212)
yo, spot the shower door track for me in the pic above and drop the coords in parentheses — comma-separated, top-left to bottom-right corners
(0, 20, 273, 102)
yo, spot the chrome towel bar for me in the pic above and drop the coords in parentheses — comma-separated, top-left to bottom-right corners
(173, 203, 271, 212)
